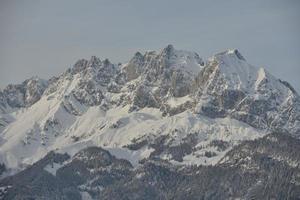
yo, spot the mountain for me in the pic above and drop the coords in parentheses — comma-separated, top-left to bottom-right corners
(0, 77, 48, 113)
(1, 133, 299, 199)
(0, 45, 299, 199)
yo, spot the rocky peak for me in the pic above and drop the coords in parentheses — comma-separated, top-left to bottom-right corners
(97, 58, 118, 81)
(102, 58, 111, 66)
(0, 77, 48, 112)
(202, 49, 258, 92)
(23, 77, 48, 106)
(69, 56, 116, 80)
(122, 52, 145, 81)
(72, 58, 89, 74)
(160, 44, 175, 59)
(87, 56, 102, 68)
(232, 49, 246, 61)
(72, 56, 103, 74)
(0, 45, 300, 195)
(192, 49, 300, 135)
(134, 51, 143, 58)
(213, 49, 245, 62)
(131, 52, 144, 65)
(1, 45, 299, 137)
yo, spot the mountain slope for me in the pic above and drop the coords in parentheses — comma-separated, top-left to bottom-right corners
(1, 132, 299, 200)
(0, 45, 299, 180)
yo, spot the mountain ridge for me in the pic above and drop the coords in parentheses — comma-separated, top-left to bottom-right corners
(0, 45, 299, 178)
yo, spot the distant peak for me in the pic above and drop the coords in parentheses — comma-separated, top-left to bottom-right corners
(144, 50, 156, 56)
(161, 44, 175, 56)
(1, 76, 47, 90)
(26, 76, 44, 82)
(164, 44, 175, 50)
(89, 56, 101, 63)
(103, 58, 111, 65)
(73, 58, 88, 73)
(229, 49, 246, 61)
(129, 51, 144, 65)
(87, 56, 102, 68)
(134, 51, 143, 57)
(71, 56, 104, 74)
(214, 48, 246, 61)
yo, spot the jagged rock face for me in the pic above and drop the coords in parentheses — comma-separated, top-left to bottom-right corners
(24, 78, 48, 105)
(129, 85, 160, 111)
(123, 52, 145, 81)
(123, 45, 203, 97)
(122, 45, 204, 111)
(142, 45, 204, 98)
(72, 79, 104, 106)
(0, 77, 48, 112)
(118, 47, 300, 136)
(0, 45, 299, 188)
(192, 50, 300, 135)
(3, 84, 25, 108)
(2, 46, 298, 136)
(45, 56, 118, 108)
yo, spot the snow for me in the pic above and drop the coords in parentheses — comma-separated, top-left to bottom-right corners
(80, 191, 93, 200)
(44, 162, 63, 176)
(106, 147, 154, 167)
(255, 67, 266, 90)
(0, 97, 267, 172)
(166, 95, 192, 107)
(181, 149, 230, 166)
(0, 45, 297, 176)
(207, 49, 293, 108)
(168, 48, 204, 75)
(0, 95, 76, 168)
(212, 49, 258, 91)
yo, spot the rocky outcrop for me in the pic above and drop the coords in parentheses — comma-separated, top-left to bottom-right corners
(0, 77, 48, 112)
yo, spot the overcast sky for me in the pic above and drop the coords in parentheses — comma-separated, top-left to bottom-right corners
(0, 0, 299, 92)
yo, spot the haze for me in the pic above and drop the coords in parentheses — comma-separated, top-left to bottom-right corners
(0, 0, 299, 92)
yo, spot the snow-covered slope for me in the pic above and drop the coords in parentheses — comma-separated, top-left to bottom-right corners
(194, 49, 300, 134)
(0, 45, 299, 176)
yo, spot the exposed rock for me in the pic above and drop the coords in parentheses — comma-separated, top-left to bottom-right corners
(0, 77, 48, 111)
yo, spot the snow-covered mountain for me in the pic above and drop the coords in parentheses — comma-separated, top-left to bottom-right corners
(0, 45, 299, 199)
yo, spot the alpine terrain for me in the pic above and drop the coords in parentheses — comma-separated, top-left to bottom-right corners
(0, 45, 299, 199)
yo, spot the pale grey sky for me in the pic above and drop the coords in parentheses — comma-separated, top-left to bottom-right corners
(0, 0, 299, 92)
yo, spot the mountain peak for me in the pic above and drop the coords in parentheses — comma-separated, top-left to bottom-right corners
(134, 51, 143, 58)
(214, 48, 246, 62)
(161, 44, 175, 57)
(103, 58, 111, 66)
(71, 56, 104, 74)
(88, 56, 101, 67)
(128, 52, 144, 67)
(72, 58, 89, 73)
(164, 44, 175, 50)
(229, 49, 246, 60)
(0, 45, 300, 191)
